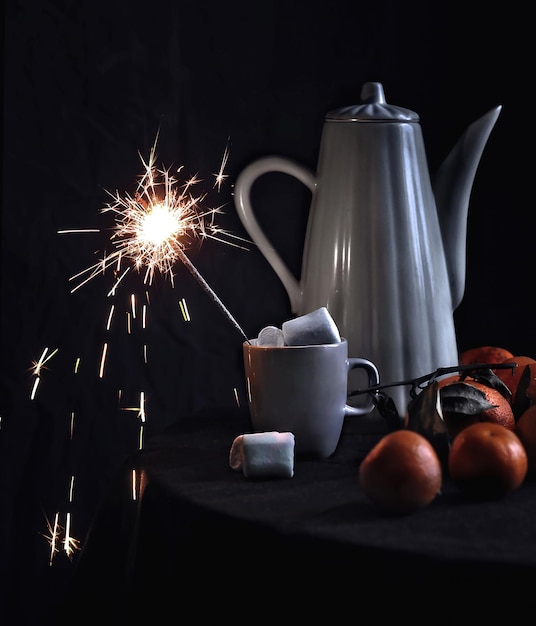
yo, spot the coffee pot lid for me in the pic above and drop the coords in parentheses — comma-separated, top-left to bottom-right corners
(326, 82, 419, 122)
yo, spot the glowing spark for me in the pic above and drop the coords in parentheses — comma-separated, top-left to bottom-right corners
(74, 357, 81, 374)
(142, 304, 147, 329)
(46, 513, 60, 566)
(62, 512, 80, 557)
(139, 391, 146, 423)
(106, 305, 115, 330)
(30, 347, 59, 377)
(213, 137, 230, 192)
(70, 412, 75, 439)
(30, 377, 40, 401)
(63, 513, 71, 553)
(121, 406, 140, 414)
(138, 424, 144, 450)
(99, 343, 108, 378)
(246, 377, 252, 403)
(132, 469, 137, 501)
(234, 387, 240, 407)
(106, 267, 130, 297)
(179, 297, 190, 321)
(65, 535, 81, 557)
(130, 294, 136, 319)
(57, 228, 100, 234)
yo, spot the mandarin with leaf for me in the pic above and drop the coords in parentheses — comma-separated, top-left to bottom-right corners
(438, 375, 515, 439)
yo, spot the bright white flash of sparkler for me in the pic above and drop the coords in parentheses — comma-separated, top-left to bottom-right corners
(64, 138, 246, 291)
(61, 138, 250, 342)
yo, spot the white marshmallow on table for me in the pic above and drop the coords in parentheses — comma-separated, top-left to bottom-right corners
(257, 325, 285, 346)
(282, 306, 341, 346)
(229, 431, 295, 479)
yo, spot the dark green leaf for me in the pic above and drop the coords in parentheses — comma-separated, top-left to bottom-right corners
(440, 382, 496, 416)
(373, 391, 403, 431)
(467, 368, 512, 401)
(406, 382, 443, 433)
(406, 382, 450, 465)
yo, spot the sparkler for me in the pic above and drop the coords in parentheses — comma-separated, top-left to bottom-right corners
(42, 136, 249, 564)
(62, 136, 250, 343)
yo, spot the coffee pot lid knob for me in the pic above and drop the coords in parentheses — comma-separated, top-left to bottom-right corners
(326, 82, 419, 122)
(360, 81, 387, 104)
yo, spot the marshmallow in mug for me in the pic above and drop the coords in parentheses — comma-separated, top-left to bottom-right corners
(257, 325, 285, 346)
(256, 307, 341, 347)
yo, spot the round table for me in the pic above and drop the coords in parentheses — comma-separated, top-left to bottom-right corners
(62, 406, 536, 622)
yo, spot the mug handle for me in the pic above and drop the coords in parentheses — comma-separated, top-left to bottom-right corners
(234, 155, 317, 314)
(344, 358, 380, 417)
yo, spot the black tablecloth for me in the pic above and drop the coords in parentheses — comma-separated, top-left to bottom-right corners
(60, 407, 536, 622)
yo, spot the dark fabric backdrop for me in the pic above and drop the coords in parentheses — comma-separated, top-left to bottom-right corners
(1, 1, 532, 623)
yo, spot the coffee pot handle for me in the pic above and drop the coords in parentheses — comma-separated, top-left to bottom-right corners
(234, 156, 316, 313)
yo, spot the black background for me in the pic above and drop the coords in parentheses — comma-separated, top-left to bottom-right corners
(1, 1, 533, 623)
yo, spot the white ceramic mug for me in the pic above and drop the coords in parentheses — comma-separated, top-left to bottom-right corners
(243, 338, 379, 458)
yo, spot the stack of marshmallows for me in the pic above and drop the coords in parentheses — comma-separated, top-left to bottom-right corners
(229, 307, 341, 479)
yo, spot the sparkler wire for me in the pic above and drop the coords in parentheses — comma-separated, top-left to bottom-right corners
(176, 248, 250, 344)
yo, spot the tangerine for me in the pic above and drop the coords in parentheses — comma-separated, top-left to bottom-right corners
(515, 404, 536, 474)
(459, 345, 513, 366)
(448, 422, 527, 500)
(359, 429, 442, 515)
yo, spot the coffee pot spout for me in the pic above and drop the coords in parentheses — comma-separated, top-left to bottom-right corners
(433, 105, 502, 310)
